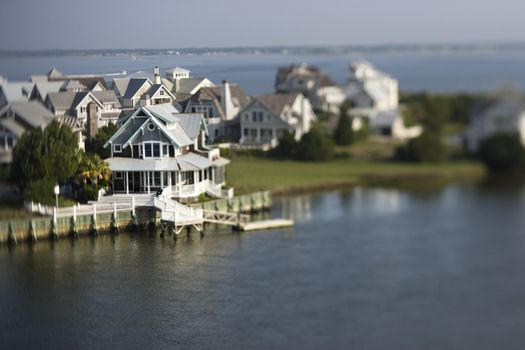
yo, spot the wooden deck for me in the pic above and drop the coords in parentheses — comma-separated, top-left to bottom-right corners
(239, 219, 294, 232)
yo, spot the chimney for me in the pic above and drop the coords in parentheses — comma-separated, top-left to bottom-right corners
(87, 103, 98, 140)
(154, 66, 161, 84)
(221, 80, 234, 120)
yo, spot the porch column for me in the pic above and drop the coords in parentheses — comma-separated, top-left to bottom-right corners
(160, 171, 164, 188)
(178, 172, 182, 193)
(168, 171, 172, 187)
(256, 128, 261, 143)
(126, 171, 129, 195)
(146, 171, 151, 194)
(193, 171, 198, 184)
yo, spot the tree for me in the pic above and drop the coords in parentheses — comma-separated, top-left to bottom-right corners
(77, 152, 111, 187)
(396, 131, 448, 162)
(477, 133, 525, 173)
(12, 120, 79, 190)
(270, 131, 298, 159)
(296, 127, 335, 161)
(334, 106, 354, 146)
(85, 122, 118, 158)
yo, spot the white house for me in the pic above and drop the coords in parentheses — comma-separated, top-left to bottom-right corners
(184, 81, 251, 142)
(103, 104, 230, 200)
(369, 110, 422, 140)
(239, 93, 317, 148)
(111, 73, 175, 110)
(346, 61, 399, 113)
(275, 64, 345, 114)
(465, 100, 525, 151)
(0, 81, 34, 108)
(92, 90, 122, 126)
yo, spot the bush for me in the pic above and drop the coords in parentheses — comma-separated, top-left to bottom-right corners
(334, 114, 354, 146)
(270, 131, 298, 159)
(396, 131, 448, 162)
(296, 128, 335, 161)
(477, 133, 525, 173)
(22, 179, 56, 206)
(76, 183, 99, 203)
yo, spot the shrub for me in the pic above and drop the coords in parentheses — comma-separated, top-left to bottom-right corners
(22, 179, 56, 206)
(76, 183, 99, 203)
(396, 131, 448, 162)
(477, 133, 525, 173)
(296, 128, 335, 161)
(270, 131, 298, 159)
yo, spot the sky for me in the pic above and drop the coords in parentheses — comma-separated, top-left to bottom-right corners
(0, 0, 524, 50)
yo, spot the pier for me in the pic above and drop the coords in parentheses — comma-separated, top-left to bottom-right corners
(0, 191, 291, 245)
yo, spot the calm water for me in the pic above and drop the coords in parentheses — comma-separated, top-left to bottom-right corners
(1, 185, 525, 349)
(2, 50, 525, 94)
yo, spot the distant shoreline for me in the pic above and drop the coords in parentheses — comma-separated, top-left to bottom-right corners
(2, 42, 525, 58)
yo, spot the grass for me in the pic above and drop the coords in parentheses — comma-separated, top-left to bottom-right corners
(226, 156, 486, 194)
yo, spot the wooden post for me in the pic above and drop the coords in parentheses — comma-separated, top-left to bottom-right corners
(29, 221, 37, 243)
(8, 222, 17, 245)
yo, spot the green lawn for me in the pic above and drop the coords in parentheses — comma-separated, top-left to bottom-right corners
(226, 156, 486, 194)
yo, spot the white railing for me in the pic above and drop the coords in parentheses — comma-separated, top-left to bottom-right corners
(153, 196, 203, 224)
(167, 180, 227, 199)
(25, 199, 135, 219)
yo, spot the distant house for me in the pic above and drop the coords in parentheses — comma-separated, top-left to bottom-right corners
(346, 61, 399, 113)
(91, 90, 122, 126)
(0, 81, 34, 108)
(275, 64, 345, 114)
(184, 81, 251, 142)
(369, 110, 422, 140)
(465, 99, 525, 151)
(103, 104, 230, 199)
(0, 101, 55, 164)
(162, 67, 214, 100)
(239, 93, 317, 148)
(111, 72, 175, 110)
(45, 68, 108, 90)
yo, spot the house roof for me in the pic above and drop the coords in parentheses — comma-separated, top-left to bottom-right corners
(111, 78, 130, 97)
(370, 110, 400, 128)
(257, 93, 299, 115)
(177, 78, 213, 95)
(0, 82, 33, 104)
(276, 64, 337, 90)
(32, 81, 64, 100)
(0, 118, 26, 137)
(47, 68, 63, 78)
(176, 113, 205, 139)
(123, 78, 152, 99)
(0, 101, 55, 129)
(47, 91, 102, 112)
(92, 90, 120, 105)
(61, 80, 85, 91)
(166, 67, 190, 74)
(189, 84, 251, 120)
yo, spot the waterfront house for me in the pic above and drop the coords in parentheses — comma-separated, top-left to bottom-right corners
(465, 99, 525, 151)
(162, 67, 214, 100)
(275, 64, 345, 114)
(103, 104, 230, 200)
(346, 61, 399, 113)
(45, 68, 108, 90)
(0, 101, 55, 164)
(239, 92, 317, 148)
(183, 81, 251, 142)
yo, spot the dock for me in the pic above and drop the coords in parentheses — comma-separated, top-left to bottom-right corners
(239, 219, 294, 232)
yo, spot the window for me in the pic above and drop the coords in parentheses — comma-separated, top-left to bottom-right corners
(153, 143, 160, 157)
(113, 144, 122, 153)
(160, 90, 164, 96)
(147, 123, 155, 131)
(243, 128, 248, 136)
(162, 144, 168, 157)
(115, 172, 123, 179)
(145, 143, 152, 157)
(258, 111, 264, 122)
(80, 107, 86, 113)
(191, 106, 196, 113)
(252, 111, 257, 122)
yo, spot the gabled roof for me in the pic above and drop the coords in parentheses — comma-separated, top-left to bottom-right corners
(111, 78, 130, 97)
(176, 78, 214, 95)
(123, 78, 152, 99)
(257, 93, 300, 115)
(146, 84, 175, 100)
(92, 90, 120, 105)
(105, 105, 202, 149)
(47, 68, 63, 78)
(189, 83, 251, 120)
(60, 80, 86, 91)
(0, 82, 33, 104)
(32, 81, 63, 100)
(47, 91, 103, 112)
(0, 101, 55, 129)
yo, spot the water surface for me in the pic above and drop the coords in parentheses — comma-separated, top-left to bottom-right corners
(1, 185, 525, 349)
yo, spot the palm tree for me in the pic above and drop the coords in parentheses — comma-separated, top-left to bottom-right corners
(77, 152, 111, 186)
